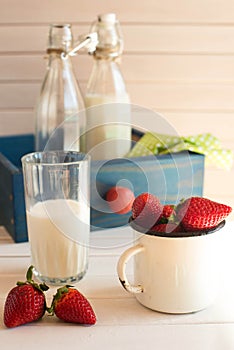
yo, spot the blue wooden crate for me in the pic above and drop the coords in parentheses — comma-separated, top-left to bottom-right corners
(90, 151, 204, 231)
(0, 133, 204, 242)
(0, 134, 34, 242)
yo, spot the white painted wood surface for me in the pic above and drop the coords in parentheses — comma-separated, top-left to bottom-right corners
(1, 223, 234, 349)
(0, 0, 233, 212)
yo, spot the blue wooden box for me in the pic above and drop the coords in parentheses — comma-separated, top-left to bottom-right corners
(0, 133, 204, 242)
(90, 151, 204, 231)
(0, 134, 34, 242)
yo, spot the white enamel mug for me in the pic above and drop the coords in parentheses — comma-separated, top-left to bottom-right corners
(117, 221, 225, 314)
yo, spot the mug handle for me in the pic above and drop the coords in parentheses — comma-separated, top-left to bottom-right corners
(117, 244, 144, 294)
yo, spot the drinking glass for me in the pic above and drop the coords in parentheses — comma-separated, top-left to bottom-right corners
(21, 151, 90, 285)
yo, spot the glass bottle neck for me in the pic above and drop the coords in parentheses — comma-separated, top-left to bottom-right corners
(46, 51, 72, 67)
(47, 24, 73, 53)
(90, 13, 123, 59)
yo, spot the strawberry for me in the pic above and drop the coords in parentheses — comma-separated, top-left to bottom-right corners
(132, 193, 163, 230)
(4, 266, 49, 328)
(106, 186, 135, 214)
(48, 285, 96, 325)
(176, 197, 232, 231)
(151, 223, 182, 234)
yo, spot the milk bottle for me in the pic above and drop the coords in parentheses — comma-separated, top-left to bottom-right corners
(84, 13, 131, 160)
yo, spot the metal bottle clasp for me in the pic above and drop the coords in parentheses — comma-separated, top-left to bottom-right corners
(61, 32, 98, 59)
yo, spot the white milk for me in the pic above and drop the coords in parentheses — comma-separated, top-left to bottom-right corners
(26, 199, 90, 284)
(84, 94, 131, 160)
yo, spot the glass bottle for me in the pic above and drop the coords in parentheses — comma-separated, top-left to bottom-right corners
(35, 24, 85, 151)
(84, 13, 131, 160)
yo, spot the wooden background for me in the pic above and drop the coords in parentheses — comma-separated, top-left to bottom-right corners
(0, 0, 233, 217)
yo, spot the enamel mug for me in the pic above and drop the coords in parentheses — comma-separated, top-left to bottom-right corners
(117, 221, 225, 314)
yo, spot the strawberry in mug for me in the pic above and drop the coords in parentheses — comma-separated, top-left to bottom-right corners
(130, 193, 232, 234)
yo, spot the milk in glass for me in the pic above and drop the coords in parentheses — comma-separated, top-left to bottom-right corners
(26, 199, 89, 285)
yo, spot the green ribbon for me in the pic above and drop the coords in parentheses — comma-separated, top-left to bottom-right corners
(126, 132, 233, 170)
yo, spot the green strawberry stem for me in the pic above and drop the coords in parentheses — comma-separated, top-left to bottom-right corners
(17, 265, 49, 293)
(47, 285, 73, 315)
(26, 265, 33, 281)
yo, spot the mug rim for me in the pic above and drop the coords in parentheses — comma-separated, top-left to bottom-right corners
(128, 217, 226, 238)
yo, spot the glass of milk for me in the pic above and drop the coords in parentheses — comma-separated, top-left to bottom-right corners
(21, 151, 90, 285)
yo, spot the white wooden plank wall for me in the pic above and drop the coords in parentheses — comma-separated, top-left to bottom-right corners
(0, 0, 233, 217)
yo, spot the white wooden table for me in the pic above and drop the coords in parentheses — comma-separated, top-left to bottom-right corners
(1, 222, 234, 350)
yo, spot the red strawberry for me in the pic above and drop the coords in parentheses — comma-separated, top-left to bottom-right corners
(151, 223, 182, 233)
(177, 197, 232, 231)
(106, 186, 135, 214)
(48, 285, 96, 325)
(132, 193, 163, 230)
(4, 266, 49, 328)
